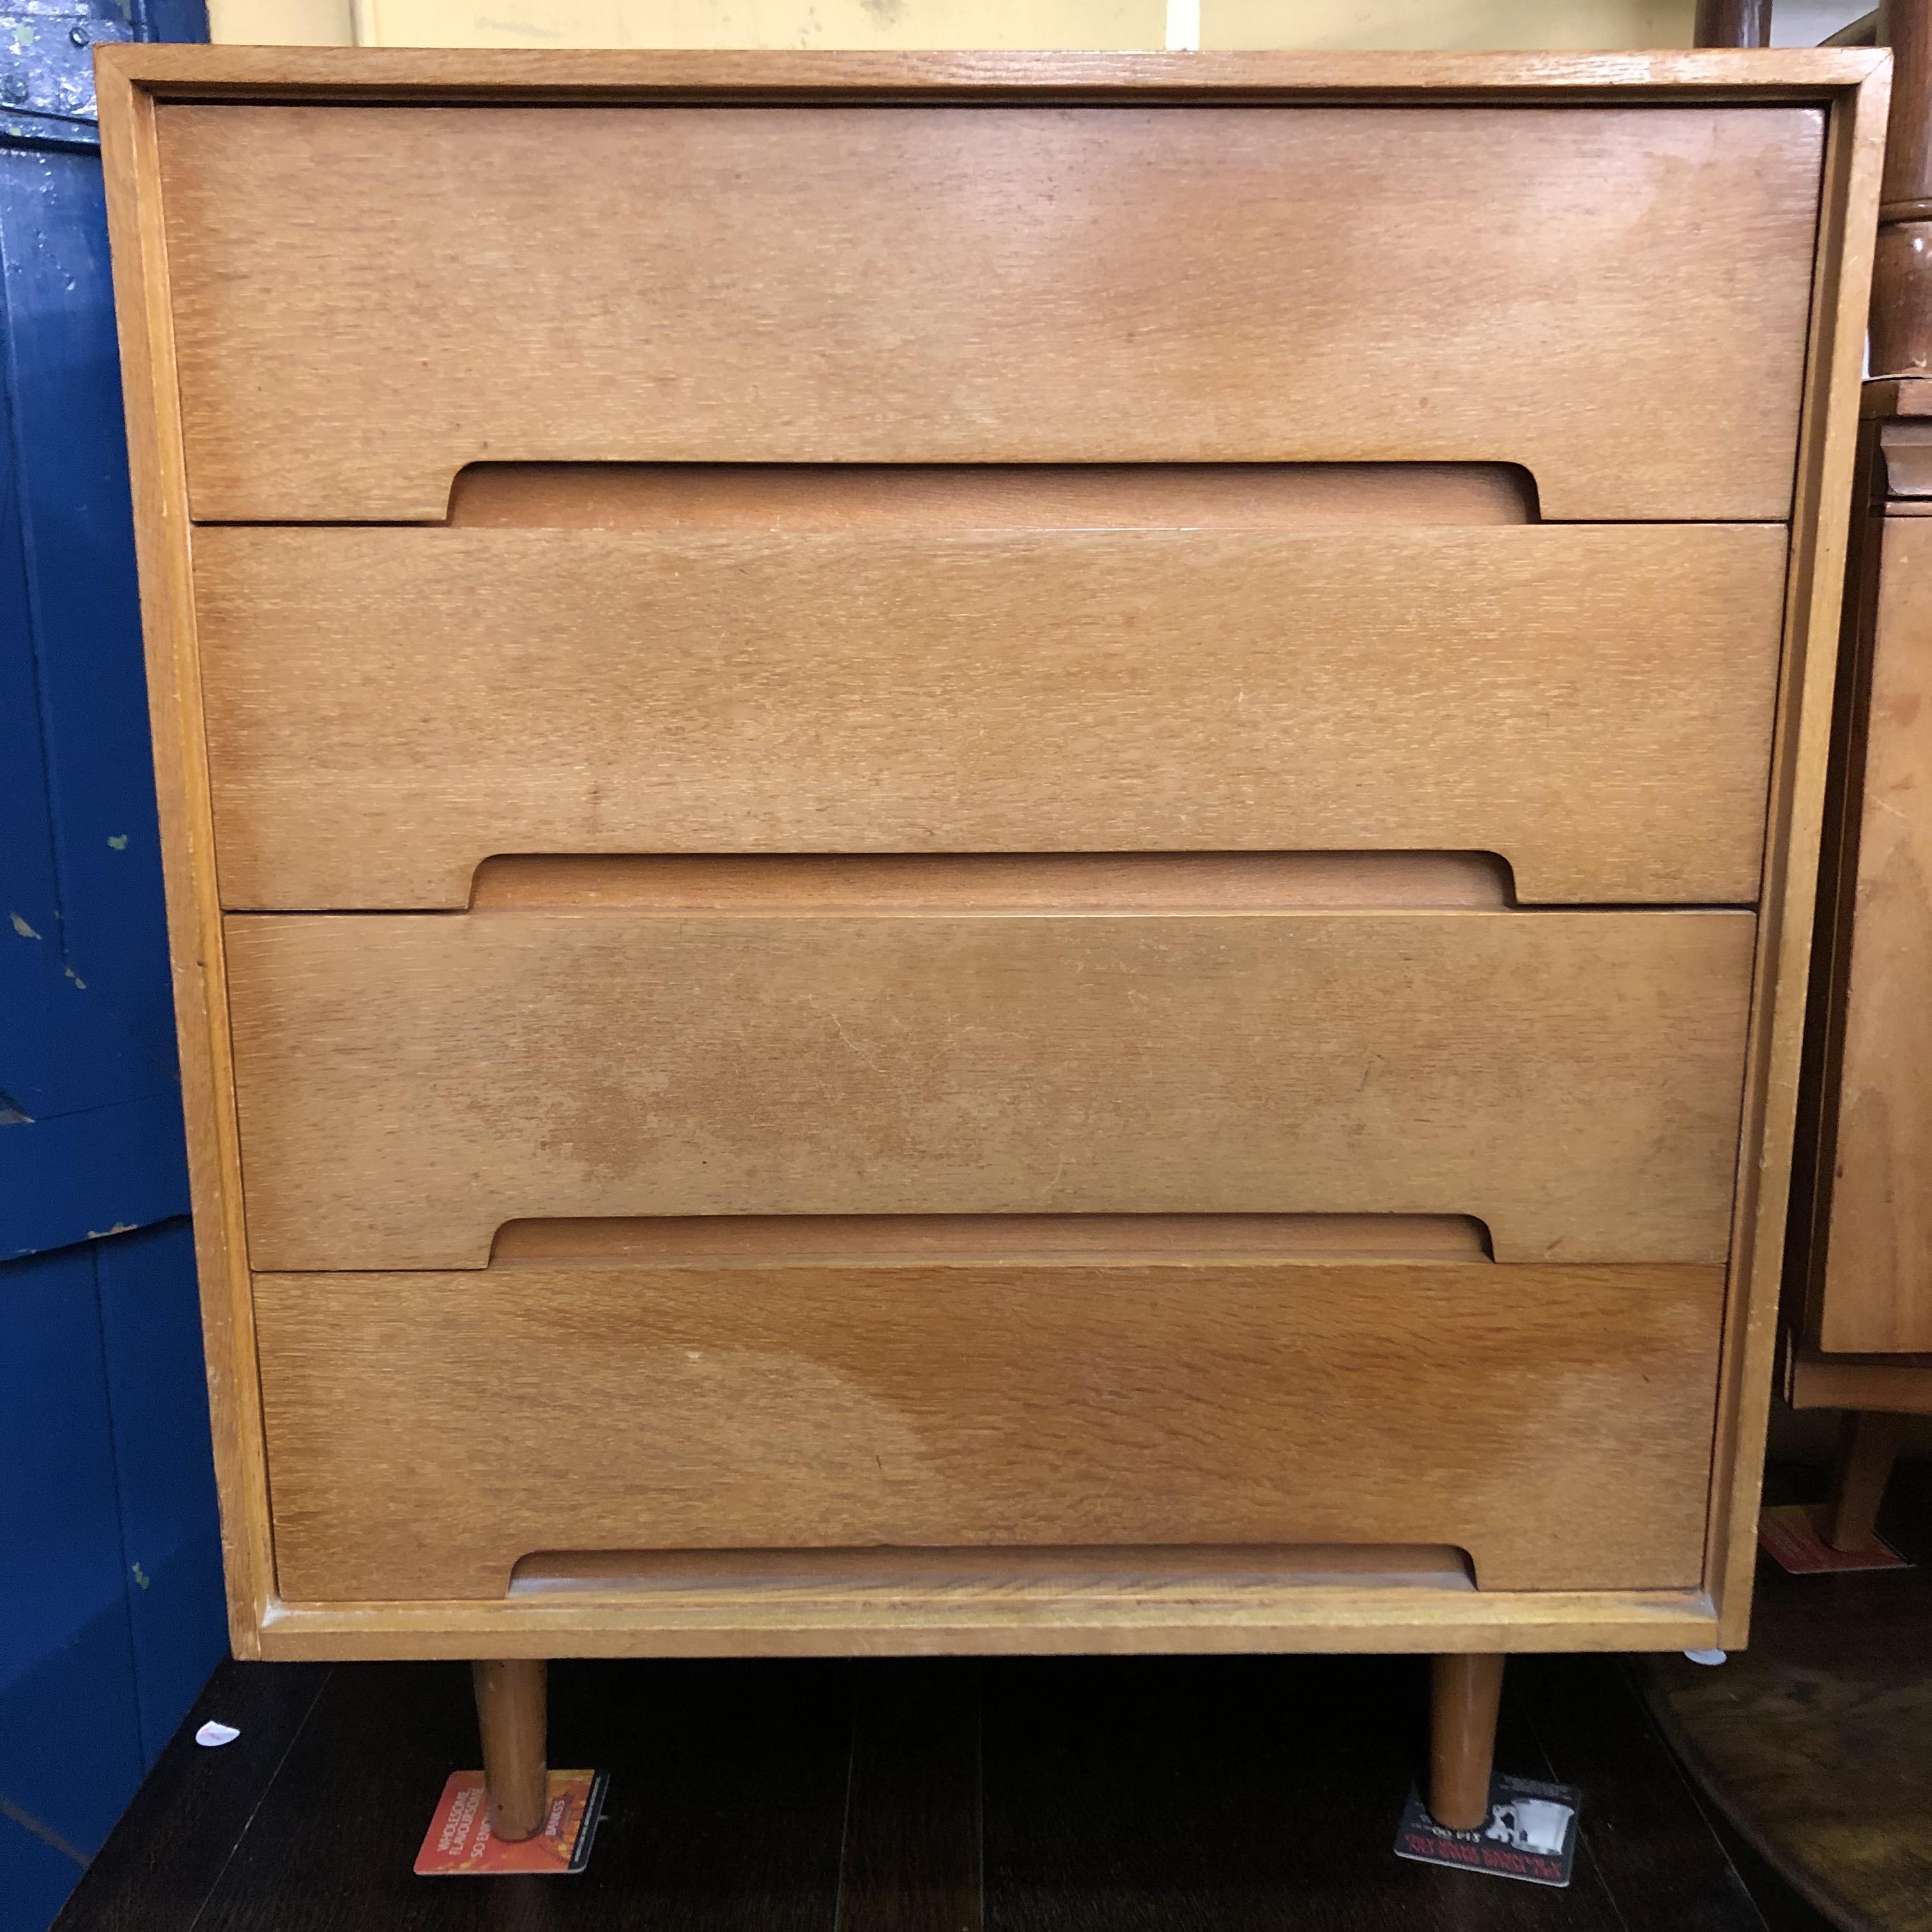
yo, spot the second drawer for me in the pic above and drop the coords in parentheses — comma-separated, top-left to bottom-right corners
(195, 519, 1788, 910)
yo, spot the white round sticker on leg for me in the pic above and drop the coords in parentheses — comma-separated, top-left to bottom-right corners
(1682, 1649, 1728, 1667)
(195, 1721, 241, 1747)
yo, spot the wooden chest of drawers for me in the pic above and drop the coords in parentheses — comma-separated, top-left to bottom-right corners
(100, 43, 1885, 1836)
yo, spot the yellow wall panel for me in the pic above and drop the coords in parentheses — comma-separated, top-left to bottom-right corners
(210, 0, 353, 42)
(1203, 0, 1693, 50)
(206, 0, 1871, 48)
(347, 0, 1167, 48)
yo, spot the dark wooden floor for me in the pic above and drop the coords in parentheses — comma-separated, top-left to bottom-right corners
(1644, 1459, 1932, 1932)
(53, 1636, 1836, 1932)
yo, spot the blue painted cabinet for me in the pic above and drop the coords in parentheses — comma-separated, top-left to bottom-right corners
(1, 6, 220, 1928)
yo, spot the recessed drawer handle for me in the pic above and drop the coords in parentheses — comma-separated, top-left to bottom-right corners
(487, 1213, 1496, 1268)
(443, 461, 1540, 531)
(466, 850, 1518, 914)
(505, 1544, 1480, 1598)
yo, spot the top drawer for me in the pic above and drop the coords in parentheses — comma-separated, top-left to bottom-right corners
(152, 102, 1824, 523)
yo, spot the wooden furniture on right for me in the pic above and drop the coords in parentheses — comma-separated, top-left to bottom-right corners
(1784, 0, 1932, 1552)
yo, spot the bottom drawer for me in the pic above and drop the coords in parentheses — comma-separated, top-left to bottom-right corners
(254, 1238, 1723, 1603)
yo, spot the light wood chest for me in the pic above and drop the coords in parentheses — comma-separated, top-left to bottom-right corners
(100, 43, 1885, 1836)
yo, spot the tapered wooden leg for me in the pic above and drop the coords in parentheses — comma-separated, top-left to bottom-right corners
(1821, 1410, 1906, 1553)
(473, 1659, 548, 1841)
(1430, 1653, 1505, 1831)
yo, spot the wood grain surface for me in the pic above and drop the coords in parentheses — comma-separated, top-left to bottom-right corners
(1704, 59, 1888, 1648)
(245, 1582, 1725, 1661)
(91, 48, 1889, 1666)
(1784, 1347, 1932, 1414)
(194, 524, 1791, 909)
(506, 1545, 1480, 1595)
(444, 458, 1540, 528)
(252, 1259, 1724, 1602)
(153, 102, 1823, 521)
(223, 907, 1756, 1269)
(96, 43, 1888, 99)
(1814, 516, 1932, 1351)
(465, 852, 1518, 916)
(1870, 1, 1932, 377)
(96, 57, 275, 1655)
(489, 1209, 1495, 1267)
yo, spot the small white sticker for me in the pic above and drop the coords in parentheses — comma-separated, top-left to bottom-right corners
(195, 1721, 241, 1747)
(1683, 1648, 1728, 1667)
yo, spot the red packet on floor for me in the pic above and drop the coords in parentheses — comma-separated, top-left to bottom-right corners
(1758, 1503, 1910, 1575)
(415, 1769, 606, 1875)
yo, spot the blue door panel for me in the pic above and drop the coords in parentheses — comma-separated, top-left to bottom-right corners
(0, 416, 76, 1128)
(0, 137, 188, 1262)
(0, 138, 177, 1073)
(2, 15, 216, 1927)
(93, 1216, 226, 1759)
(0, 1242, 146, 1859)
(0, 1811, 86, 1932)
(0, 1097, 190, 1261)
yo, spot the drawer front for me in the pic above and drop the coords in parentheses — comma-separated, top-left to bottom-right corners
(154, 102, 1822, 521)
(195, 523, 1788, 910)
(224, 904, 1755, 1270)
(252, 1256, 1724, 1602)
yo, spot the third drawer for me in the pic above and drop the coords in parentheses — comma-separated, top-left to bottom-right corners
(224, 898, 1757, 1272)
